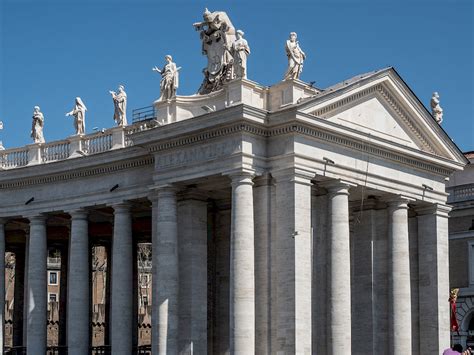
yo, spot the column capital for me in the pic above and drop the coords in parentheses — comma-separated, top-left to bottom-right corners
(226, 170, 255, 187)
(320, 179, 355, 196)
(68, 209, 89, 220)
(26, 214, 47, 225)
(385, 195, 414, 210)
(271, 168, 314, 185)
(253, 173, 273, 188)
(112, 201, 132, 214)
(415, 203, 452, 217)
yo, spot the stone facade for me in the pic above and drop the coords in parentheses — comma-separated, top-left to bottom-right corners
(0, 68, 467, 354)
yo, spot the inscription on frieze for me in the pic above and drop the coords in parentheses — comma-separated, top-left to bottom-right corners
(156, 139, 242, 168)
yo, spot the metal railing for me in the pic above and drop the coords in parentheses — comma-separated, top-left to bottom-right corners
(47, 346, 68, 355)
(132, 106, 156, 123)
(134, 345, 151, 354)
(91, 346, 110, 355)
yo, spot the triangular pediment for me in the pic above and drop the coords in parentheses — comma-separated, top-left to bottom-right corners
(298, 68, 466, 164)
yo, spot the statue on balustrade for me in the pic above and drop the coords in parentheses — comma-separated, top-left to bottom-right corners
(194, 8, 236, 94)
(231, 30, 250, 79)
(284, 32, 306, 80)
(153, 55, 180, 101)
(31, 106, 45, 143)
(430, 92, 443, 124)
(65, 97, 87, 135)
(109, 85, 127, 126)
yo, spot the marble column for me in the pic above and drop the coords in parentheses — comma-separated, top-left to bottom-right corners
(67, 209, 90, 355)
(417, 204, 451, 353)
(0, 219, 5, 351)
(178, 194, 208, 354)
(325, 180, 352, 354)
(26, 215, 47, 354)
(151, 187, 179, 354)
(111, 203, 133, 355)
(229, 172, 255, 354)
(253, 175, 272, 354)
(388, 198, 412, 355)
(273, 170, 312, 354)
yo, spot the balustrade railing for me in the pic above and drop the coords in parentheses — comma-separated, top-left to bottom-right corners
(0, 118, 159, 170)
(3, 345, 151, 354)
(447, 183, 474, 203)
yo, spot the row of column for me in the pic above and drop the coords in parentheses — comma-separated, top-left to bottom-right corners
(0, 171, 450, 354)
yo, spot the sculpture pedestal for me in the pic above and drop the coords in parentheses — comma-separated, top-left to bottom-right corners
(27, 143, 43, 165)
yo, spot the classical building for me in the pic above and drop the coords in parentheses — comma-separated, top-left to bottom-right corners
(0, 9, 468, 355)
(448, 151, 474, 348)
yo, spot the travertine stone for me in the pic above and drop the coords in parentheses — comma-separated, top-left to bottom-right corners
(26, 215, 48, 355)
(408, 216, 420, 355)
(111, 203, 133, 355)
(229, 172, 255, 354)
(109, 85, 127, 126)
(178, 197, 208, 354)
(417, 204, 451, 353)
(273, 170, 312, 354)
(153, 56, 180, 101)
(67, 209, 90, 355)
(324, 181, 352, 354)
(387, 198, 412, 355)
(284, 32, 306, 80)
(152, 187, 179, 354)
(31, 106, 45, 144)
(0, 219, 5, 351)
(431, 92, 443, 124)
(66, 97, 87, 135)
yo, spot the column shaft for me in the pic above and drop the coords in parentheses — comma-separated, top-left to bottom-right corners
(26, 215, 47, 354)
(12, 246, 25, 347)
(111, 203, 133, 354)
(67, 210, 90, 355)
(274, 172, 312, 354)
(178, 198, 208, 354)
(326, 182, 351, 354)
(152, 187, 179, 354)
(417, 204, 451, 353)
(388, 200, 412, 355)
(230, 173, 255, 354)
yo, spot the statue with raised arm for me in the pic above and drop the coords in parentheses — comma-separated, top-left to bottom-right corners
(430, 92, 443, 124)
(109, 85, 127, 126)
(284, 32, 306, 80)
(194, 8, 236, 94)
(66, 97, 87, 135)
(231, 30, 250, 79)
(31, 106, 45, 143)
(153, 55, 180, 101)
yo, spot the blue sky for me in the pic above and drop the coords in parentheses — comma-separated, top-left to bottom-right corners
(0, 0, 473, 151)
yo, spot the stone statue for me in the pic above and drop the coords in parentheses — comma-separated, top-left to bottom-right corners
(194, 8, 236, 94)
(153, 55, 180, 101)
(284, 32, 306, 80)
(109, 85, 127, 126)
(31, 106, 45, 143)
(430, 92, 443, 124)
(231, 30, 250, 79)
(66, 97, 87, 135)
(0, 120, 4, 150)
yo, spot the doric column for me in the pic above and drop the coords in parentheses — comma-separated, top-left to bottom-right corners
(324, 181, 352, 354)
(151, 187, 179, 354)
(253, 175, 272, 354)
(273, 170, 312, 354)
(229, 172, 255, 354)
(67, 209, 90, 355)
(26, 215, 48, 354)
(0, 219, 5, 351)
(110, 203, 133, 355)
(177, 191, 208, 354)
(417, 204, 451, 353)
(387, 198, 412, 355)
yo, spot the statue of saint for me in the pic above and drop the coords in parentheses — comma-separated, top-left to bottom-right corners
(0, 120, 4, 150)
(194, 8, 236, 94)
(231, 30, 250, 79)
(66, 97, 87, 135)
(153, 55, 180, 101)
(31, 106, 45, 143)
(109, 85, 127, 126)
(284, 32, 306, 80)
(430, 92, 443, 124)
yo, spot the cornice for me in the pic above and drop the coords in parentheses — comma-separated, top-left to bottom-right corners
(0, 156, 154, 190)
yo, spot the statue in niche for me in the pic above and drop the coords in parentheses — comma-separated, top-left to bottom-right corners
(430, 92, 443, 124)
(153, 55, 180, 101)
(31, 106, 45, 143)
(109, 85, 127, 126)
(65, 97, 87, 135)
(231, 30, 250, 79)
(284, 32, 306, 80)
(194, 8, 236, 94)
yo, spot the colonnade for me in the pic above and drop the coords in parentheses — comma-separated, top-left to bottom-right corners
(0, 172, 450, 354)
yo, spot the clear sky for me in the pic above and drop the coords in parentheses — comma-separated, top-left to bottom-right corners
(0, 0, 473, 151)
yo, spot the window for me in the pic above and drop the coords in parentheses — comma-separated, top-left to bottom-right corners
(49, 293, 57, 302)
(48, 271, 58, 285)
